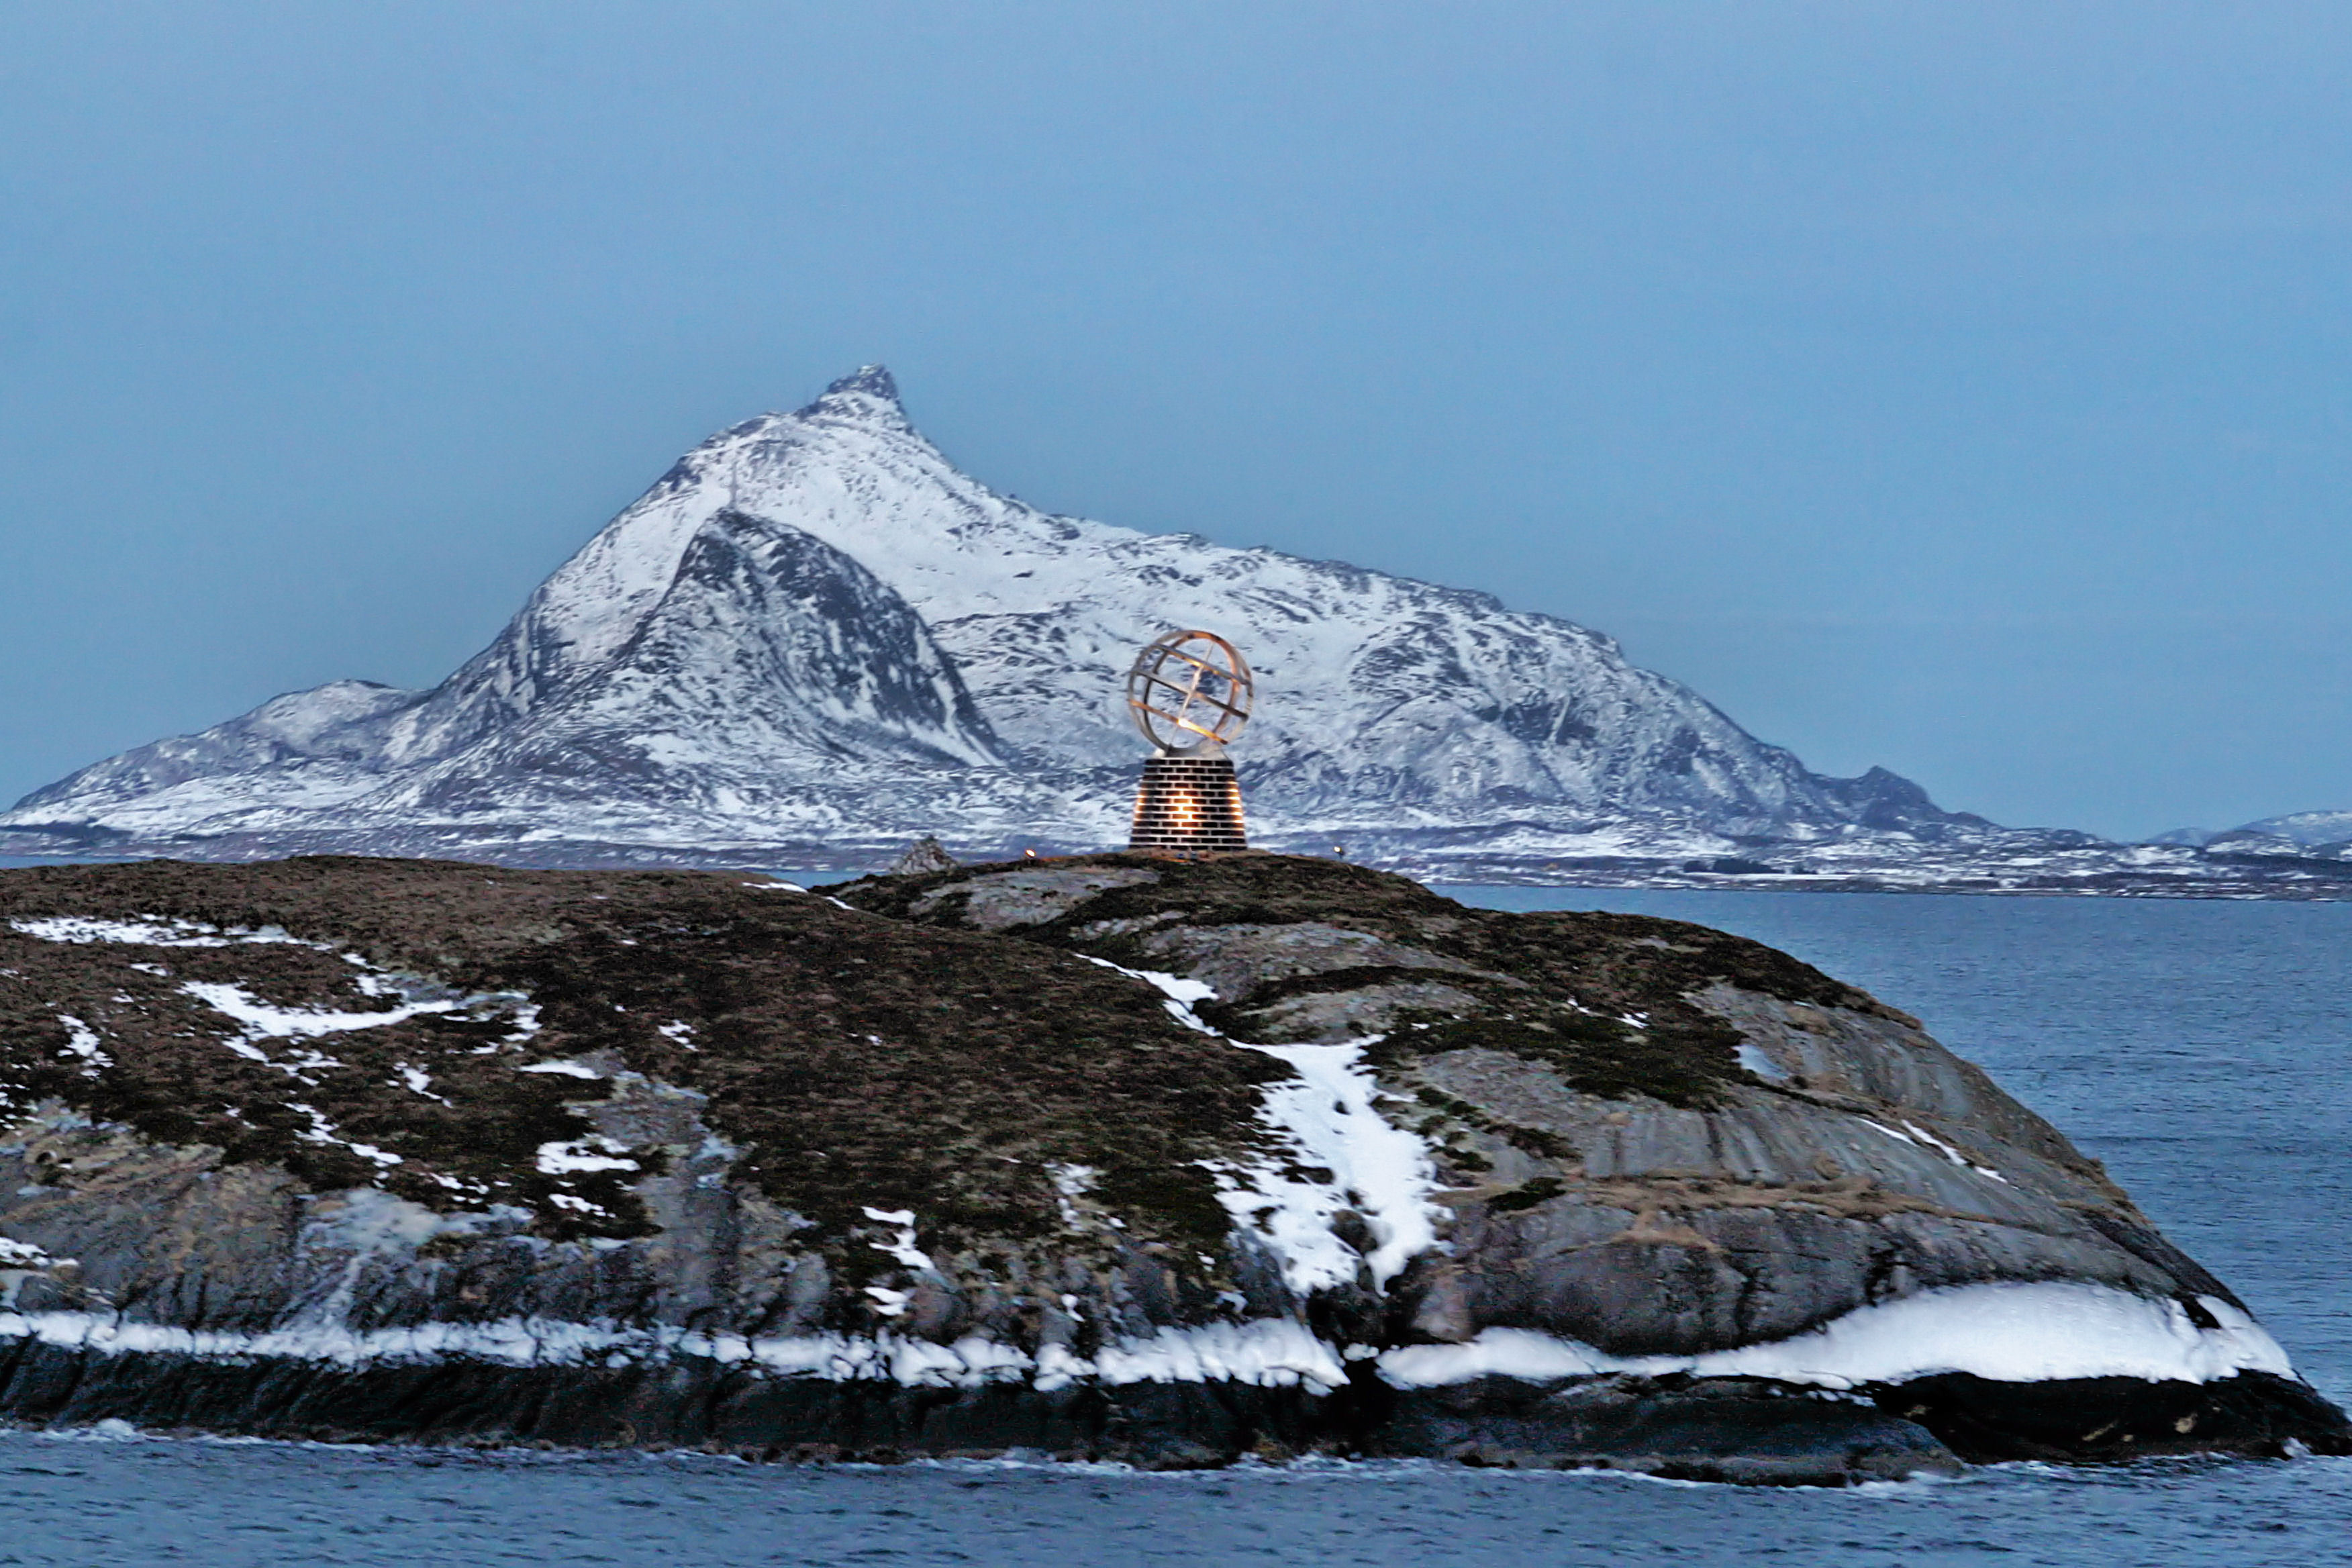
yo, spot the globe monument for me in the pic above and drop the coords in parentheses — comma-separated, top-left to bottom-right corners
(1124, 630, 1253, 854)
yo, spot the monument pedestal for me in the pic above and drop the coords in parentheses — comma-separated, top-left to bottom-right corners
(1128, 752, 1248, 853)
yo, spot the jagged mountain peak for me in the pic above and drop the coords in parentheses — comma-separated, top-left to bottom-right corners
(827, 364, 899, 401)
(793, 364, 910, 430)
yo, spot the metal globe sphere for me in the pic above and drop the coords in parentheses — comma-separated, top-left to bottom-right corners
(1125, 630, 1254, 754)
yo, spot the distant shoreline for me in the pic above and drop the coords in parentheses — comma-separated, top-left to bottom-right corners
(3, 842, 2347, 901)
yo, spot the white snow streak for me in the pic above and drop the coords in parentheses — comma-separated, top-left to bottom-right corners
(1048, 1163, 1099, 1228)
(179, 981, 473, 1040)
(1095, 960, 1442, 1293)
(0, 1309, 1343, 1391)
(1862, 1118, 2010, 1184)
(287, 1104, 401, 1168)
(861, 1207, 936, 1271)
(534, 1136, 640, 1175)
(392, 1064, 447, 1103)
(1375, 1283, 2294, 1391)
(1214, 1039, 1441, 1292)
(0, 1281, 2280, 1395)
(9, 917, 323, 949)
(53, 1016, 109, 1074)
(1079, 955, 1219, 1033)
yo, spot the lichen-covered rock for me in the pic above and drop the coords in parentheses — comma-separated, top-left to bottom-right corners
(0, 852, 2341, 1481)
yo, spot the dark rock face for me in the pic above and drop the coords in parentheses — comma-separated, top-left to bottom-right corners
(0, 854, 2342, 1481)
(1875, 1370, 2352, 1465)
(1370, 1375, 1957, 1485)
(405, 508, 1007, 813)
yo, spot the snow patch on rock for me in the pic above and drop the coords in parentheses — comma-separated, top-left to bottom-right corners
(180, 981, 475, 1040)
(11, 916, 326, 949)
(535, 1136, 640, 1175)
(516, 1059, 604, 1079)
(1214, 1039, 1442, 1293)
(1375, 1282, 2294, 1392)
(1098, 959, 1441, 1293)
(53, 1016, 109, 1075)
(861, 1207, 936, 1271)
(1861, 1118, 2009, 1185)
(1080, 954, 1220, 1032)
(0, 1238, 64, 1269)
(287, 1103, 402, 1168)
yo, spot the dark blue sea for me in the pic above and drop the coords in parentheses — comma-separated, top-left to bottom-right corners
(3, 886, 2347, 1567)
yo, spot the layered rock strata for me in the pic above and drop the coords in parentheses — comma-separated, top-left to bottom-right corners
(0, 854, 2339, 1483)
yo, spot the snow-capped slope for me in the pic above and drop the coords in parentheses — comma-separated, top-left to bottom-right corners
(381, 509, 1006, 810)
(2154, 809, 2352, 861)
(15, 681, 423, 814)
(15, 486, 1042, 848)
(2231, 809, 2352, 847)
(644, 369, 1901, 835)
(7, 681, 432, 840)
(9, 367, 1986, 864)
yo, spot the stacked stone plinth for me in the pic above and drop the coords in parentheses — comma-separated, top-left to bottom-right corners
(1129, 752, 1248, 853)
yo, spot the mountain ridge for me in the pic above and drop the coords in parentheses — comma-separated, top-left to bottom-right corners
(9, 366, 2335, 894)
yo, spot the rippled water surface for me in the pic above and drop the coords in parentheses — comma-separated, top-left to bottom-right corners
(3, 887, 2347, 1567)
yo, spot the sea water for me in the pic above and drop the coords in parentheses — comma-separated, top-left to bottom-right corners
(1, 888, 2347, 1567)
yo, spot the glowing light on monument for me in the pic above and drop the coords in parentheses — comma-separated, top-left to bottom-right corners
(1126, 630, 1252, 854)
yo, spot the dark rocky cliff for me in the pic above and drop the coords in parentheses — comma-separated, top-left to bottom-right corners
(0, 854, 2340, 1483)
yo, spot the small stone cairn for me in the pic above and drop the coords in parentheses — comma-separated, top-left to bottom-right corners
(885, 837, 959, 876)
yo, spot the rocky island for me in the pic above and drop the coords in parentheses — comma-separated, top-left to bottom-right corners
(0, 852, 2341, 1483)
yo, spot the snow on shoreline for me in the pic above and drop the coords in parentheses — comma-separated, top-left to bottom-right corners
(1375, 1282, 2295, 1391)
(0, 1309, 1349, 1392)
(0, 1280, 2290, 1393)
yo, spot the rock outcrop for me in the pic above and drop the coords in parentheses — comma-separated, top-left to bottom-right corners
(0, 854, 2340, 1483)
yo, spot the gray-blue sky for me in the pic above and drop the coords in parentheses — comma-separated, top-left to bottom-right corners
(4, 2, 2348, 840)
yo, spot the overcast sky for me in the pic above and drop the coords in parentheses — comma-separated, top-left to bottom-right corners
(5, 2, 2349, 839)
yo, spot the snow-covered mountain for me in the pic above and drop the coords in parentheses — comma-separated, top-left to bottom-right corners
(2149, 810, 2352, 860)
(8, 368, 2074, 874)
